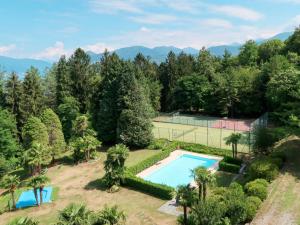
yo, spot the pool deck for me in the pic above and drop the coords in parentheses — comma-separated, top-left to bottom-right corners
(136, 149, 223, 183)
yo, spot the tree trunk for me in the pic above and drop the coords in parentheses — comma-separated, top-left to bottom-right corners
(33, 188, 39, 206)
(203, 183, 207, 201)
(11, 191, 16, 209)
(235, 143, 238, 159)
(198, 183, 202, 203)
(232, 144, 235, 158)
(39, 186, 44, 205)
(51, 155, 55, 166)
(183, 206, 187, 225)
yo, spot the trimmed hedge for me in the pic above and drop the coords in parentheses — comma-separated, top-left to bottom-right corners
(245, 179, 268, 201)
(179, 142, 231, 157)
(223, 156, 243, 166)
(123, 174, 174, 199)
(219, 161, 241, 173)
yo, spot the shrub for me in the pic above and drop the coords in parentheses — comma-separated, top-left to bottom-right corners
(245, 196, 262, 221)
(252, 127, 278, 155)
(123, 174, 174, 199)
(270, 151, 286, 162)
(223, 156, 243, 165)
(248, 157, 279, 181)
(219, 161, 241, 173)
(245, 179, 268, 200)
(179, 142, 231, 157)
(270, 157, 284, 169)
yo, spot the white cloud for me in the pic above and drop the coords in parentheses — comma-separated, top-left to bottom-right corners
(210, 5, 264, 21)
(0, 44, 16, 54)
(35, 42, 69, 60)
(83, 42, 113, 53)
(200, 19, 233, 29)
(130, 14, 177, 24)
(89, 0, 143, 14)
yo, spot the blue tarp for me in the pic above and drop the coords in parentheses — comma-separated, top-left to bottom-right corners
(16, 186, 53, 209)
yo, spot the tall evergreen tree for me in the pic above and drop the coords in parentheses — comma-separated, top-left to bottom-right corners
(196, 47, 216, 81)
(117, 62, 153, 147)
(5, 72, 22, 131)
(42, 67, 57, 110)
(68, 48, 92, 113)
(56, 55, 71, 106)
(20, 67, 44, 125)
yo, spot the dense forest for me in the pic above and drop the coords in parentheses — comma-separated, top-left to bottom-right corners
(0, 26, 300, 176)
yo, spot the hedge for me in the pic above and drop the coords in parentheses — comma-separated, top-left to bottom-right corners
(245, 179, 268, 201)
(248, 157, 279, 181)
(219, 161, 241, 173)
(123, 174, 174, 199)
(178, 142, 231, 157)
(223, 156, 243, 165)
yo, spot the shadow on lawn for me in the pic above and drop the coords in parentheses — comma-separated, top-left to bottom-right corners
(84, 178, 107, 191)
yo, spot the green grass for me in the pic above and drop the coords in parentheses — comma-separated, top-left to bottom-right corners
(51, 187, 59, 201)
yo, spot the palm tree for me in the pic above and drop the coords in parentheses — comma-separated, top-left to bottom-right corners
(24, 142, 49, 175)
(225, 133, 242, 158)
(82, 133, 101, 161)
(57, 203, 92, 225)
(91, 205, 126, 225)
(1, 175, 20, 210)
(192, 166, 216, 202)
(7, 217, 39, 225)
(175, 185, 194, 225)
(27, 174, 50, 206)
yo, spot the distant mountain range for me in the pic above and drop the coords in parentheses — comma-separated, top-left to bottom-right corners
(0, 31, 293, 78)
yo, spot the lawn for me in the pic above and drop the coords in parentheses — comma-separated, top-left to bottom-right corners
(0, 149, 176, 225)
(251, 136, 300, 225)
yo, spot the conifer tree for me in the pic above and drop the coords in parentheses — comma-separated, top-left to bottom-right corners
(56, 55, 71, 106)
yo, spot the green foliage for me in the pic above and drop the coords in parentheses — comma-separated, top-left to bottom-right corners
(56, 56, 71, 106)
(22, 116, 49, 149)
(40, 108, 66, 162)
(57, 96, 80, 142)
(219, 161, 240, 174)
(245, 179, 268, 200)
(123, 174, 174, 199)
(57, 203, 92, 225)
(285, 26, 300, 55)
(258, 39, 285, 63)
(7, 217, 39, 225)
(238, 40, 258, 66)
(91, 205, 126, 225)
(248, 157, 280, 181)
(252, 126, 279, 155)
(104, 144, 129, 188)
(245, 196, 262, 221)
(222, 156, 243, 166)
(225, 133, 242, 158)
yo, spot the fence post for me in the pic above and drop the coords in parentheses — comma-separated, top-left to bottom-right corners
(248, 131, 251, 153)
(207, 120, 209, 146)
(220, 120, 222, 149)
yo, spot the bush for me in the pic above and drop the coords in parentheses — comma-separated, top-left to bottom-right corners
(248, 157, 279, 181)
(123, 174, 174, 199)
(245, 196, 262, 221)
(179, 142, 231, 157)
(245, 179, 268, 200)
(223, 156, 243, 165)
(270, 150, 286, 162)
(219, 161, 241, 173)
(270, 157, 284, 169)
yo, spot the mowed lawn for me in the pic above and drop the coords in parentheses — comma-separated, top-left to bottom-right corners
(251, 137, 300, 225)
(0, 149, 177, 225)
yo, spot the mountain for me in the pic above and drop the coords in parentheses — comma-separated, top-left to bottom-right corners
(0, 31, 294, 76)
(0, 56, 52, 79)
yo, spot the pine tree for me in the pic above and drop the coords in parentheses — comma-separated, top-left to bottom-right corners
(20, 67, 44, 126)
(68, 48, 92, 113)
(56, 56, 71, 106)
(5, 72, 22, 132)
(40, 108, 66, 163)
(117, 62, 153, 147)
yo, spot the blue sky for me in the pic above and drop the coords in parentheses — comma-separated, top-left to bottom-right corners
(0, 0, 300, 60)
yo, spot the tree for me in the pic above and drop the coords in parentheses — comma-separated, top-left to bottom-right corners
(1, 175, 20, 209)
(91, 205, 126, 225)
(285, 26, 300, 55)
(258, 39, 285, 63)
(175, 185, 194, 225)
(68, 48, 92, 113)
(5, 72, 22, 131)
(104, 144, 129, 188)
(57, 96, 80, 142)
(22, 116, 49, 149)
(238, 40, 258, 66)
(20, 67, 44, 125)
(42, 67, 57, 109)
(196, 47, 216, 81)
(56, 55, 71, 106)
(192, 166, 215, 202)
(0, 109, 21, 162)
(117, 62, 153, 147)
(225, 133, 242, 158)
(40, 109, 66, 164)
(7, 217, 39, 225)
(57, 203, 92, 225)
(24, 142, 49, 175)
(27, 174, 50, 206)
(174, 73, 211, 111)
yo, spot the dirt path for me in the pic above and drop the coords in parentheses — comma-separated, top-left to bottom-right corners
(251, 138, 300, 225)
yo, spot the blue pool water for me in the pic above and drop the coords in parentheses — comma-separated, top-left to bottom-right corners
(16, 186, 53, 209)
(144, 154, 218, 188)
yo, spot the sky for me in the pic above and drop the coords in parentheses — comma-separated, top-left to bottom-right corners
(0, 0, 300, 61)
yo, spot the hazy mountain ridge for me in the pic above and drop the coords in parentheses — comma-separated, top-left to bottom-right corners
(0, 31, 293, 77)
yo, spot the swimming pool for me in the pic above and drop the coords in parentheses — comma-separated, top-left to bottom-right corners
(143, 154, 219, 188)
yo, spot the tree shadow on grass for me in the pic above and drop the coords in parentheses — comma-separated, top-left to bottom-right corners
(84, 178, 107, 191)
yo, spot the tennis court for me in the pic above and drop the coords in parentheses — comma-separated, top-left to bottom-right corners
(153, 113, 268, 153)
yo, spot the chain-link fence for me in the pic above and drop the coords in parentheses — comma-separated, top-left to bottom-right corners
(153, 112, 268, 153)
